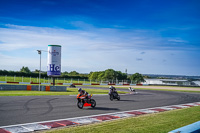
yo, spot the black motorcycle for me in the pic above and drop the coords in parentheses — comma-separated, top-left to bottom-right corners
(109, 91, 120, 101)
(69, 84, 76, 88)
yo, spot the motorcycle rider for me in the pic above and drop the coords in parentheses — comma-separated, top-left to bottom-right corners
(129, 87, 136, 92)
(78, 88, 88, 99)
(109, 86, 118, 95)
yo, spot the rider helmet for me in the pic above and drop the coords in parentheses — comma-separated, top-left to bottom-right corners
(78, 88, 82, 92)
(109, 86, 113, 89)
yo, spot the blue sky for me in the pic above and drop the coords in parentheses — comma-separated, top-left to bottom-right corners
(0, 0, 200, 76)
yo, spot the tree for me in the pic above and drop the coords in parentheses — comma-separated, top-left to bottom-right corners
(69, 71, 79, 76)
(130, 73, 145, 84)
(98, 72, 105, 81)
(116, 71, 127, 80)
(104, 69, 116, 80)
(20, 66, 31, 73)
(89, 72, 99, 81)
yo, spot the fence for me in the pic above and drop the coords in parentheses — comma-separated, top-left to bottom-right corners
(0, 75, 133, 84)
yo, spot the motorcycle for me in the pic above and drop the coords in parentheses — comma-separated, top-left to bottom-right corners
(77, 94, 96, 109)
(109, 91, 120, 101)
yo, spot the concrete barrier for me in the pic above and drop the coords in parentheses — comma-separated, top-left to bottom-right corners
(100, 83, 108, 86)
(130, 84, 137, 86)
(91, 83, 100, 85)
(19, 82, 30, 84)
(0, 85, 26, 90)
(108, 83, 116, 85)
(50, 86, 67, 91)
(27, 85, 31, 91)
(63, 83, 72, 85)
(115, 84, 122, 86)
(41, 83, 51, 85)
(83, 83, 91, 85)
(0, 85, 67, 92)
(73, 83, 83, 85)
(123, 84, 130, 85)
(45, 86, 50, 91)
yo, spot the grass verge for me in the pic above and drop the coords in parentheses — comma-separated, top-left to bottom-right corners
(44, 106, 200, 133)
(133, 88, 200, 93)
(82, 85, 200, 93)
(0, 88, 128, 96)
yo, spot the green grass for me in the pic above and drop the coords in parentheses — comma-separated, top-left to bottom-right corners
(44, 106, 200, 133)
(0, 88, 128, 96)
(0, 76, 95, 84)
(82, 85, 200, 93)
(134, 88, 200, 93)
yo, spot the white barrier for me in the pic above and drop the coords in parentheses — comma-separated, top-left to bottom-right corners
(41, 83, 51, 85)
(83, 83, 91, 85)
(63, 83, 72, 85)
(19, 82, 30, 84)
(100, 83, 108, 85)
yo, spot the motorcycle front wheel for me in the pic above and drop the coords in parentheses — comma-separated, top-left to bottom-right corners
(90, 99, 96, 108)
(77, 101, 84, 109)
(110, 94, 114, 101)
(117, 95, 120, 101)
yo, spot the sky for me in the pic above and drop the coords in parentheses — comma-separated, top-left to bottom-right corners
(0, 0, 200, 76)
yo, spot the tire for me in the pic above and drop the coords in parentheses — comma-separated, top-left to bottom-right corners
(110, 94, 114, 101)
(77, 101, 84, 109)
(91, 99, 96, 108)
(117, 95, 120, 101)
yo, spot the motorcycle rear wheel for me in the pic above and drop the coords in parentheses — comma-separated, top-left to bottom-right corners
(77, 101, 84, 109)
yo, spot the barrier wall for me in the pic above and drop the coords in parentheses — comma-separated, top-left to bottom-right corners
(169, 121, 200, 133)
(0, 81, 149, 86)
(0, 84, 66, 91)
(0, 85, 26, 90)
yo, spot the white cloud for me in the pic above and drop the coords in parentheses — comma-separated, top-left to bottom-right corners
(0, 24, 199, 75)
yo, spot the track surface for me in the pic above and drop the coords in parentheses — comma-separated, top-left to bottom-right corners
(0, 87, 200, 127)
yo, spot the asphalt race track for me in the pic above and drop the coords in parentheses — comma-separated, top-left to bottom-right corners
(0, 87, 200, 127)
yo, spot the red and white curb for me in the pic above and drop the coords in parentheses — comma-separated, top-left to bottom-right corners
(0, 102, 199, 133)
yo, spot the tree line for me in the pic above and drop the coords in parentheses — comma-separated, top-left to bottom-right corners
(88, 69, 145, 83)
(0, 67, 145, 83)
(0, 67, 88, 79)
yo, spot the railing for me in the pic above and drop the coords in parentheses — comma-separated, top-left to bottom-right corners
(0, 75, 132, 84)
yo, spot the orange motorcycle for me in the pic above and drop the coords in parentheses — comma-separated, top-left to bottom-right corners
(76, 94, 96, 109)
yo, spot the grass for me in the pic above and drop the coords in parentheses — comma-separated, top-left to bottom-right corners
(44, 106, 200, 133)
(0, 76, 95, 84)
(82, 85, 200, 93)
(0, 88, 128, 96)
(134, 88, 200, 93)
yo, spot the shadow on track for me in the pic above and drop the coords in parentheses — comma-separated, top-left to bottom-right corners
(118, 99, 137, 102)
(87, 107, 119, 111)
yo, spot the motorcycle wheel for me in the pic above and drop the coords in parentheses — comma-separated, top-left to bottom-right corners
(77, 101, 84, 109)
(117, 95, 120, 101)
(91, 99, 96, 108)
(110, 94, 114, 101)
